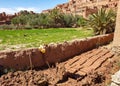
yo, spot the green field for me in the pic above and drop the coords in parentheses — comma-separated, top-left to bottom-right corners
(0, 28, 93, 50)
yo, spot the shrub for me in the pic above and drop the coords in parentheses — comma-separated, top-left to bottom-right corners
(76, 16, 88, 27)
(49, 9, 64, 27)
(11, 10, 90, 29)
(62, 14, 76, 27)
(0, 25, 17, 30)
(89, 8, 116, 35)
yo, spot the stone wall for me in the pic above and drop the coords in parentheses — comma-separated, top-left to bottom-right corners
(0, 33, 113, 70)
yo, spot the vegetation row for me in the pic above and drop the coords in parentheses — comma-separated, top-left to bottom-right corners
(0, 8, 116, 35)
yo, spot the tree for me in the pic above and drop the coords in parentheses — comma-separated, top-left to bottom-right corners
(62, 14, 76, 27)
(49, 9, 64, 27)
(113, 0, 120, 46)
(89, 8, 116, 35)
(77, 16, 88, 27)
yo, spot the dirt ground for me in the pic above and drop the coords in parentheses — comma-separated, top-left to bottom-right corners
(0, 47, 120, 86)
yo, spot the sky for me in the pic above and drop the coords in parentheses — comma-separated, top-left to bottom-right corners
(0, 0, 68, 14)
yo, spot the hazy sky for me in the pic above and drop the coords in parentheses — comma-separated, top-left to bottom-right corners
(0, 0, 68, 14)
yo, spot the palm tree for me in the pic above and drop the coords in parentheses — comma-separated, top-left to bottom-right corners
(113, 0, 120, 46)
(89, 8, 116, 35)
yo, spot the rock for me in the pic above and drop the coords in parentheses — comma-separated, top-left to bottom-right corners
(111, 83, 119, 86)
(111, 70, 120, 86)
(112, 46, 120, 55)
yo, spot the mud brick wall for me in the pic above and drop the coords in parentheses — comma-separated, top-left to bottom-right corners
(46, 0, 118, 18)
(0, 33, 113, 70)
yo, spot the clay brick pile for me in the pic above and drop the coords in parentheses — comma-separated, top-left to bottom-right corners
(63, 47, 114, 76)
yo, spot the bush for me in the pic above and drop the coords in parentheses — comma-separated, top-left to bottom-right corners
(62, 14, 76, 27)
(89, 8, 116, 35)
(76, 16, 88, 27)
(0, 25, 17, 30)
(49, 9, 63, 27)
(11, 10, 90, 29)
(12, 14, 31, 26)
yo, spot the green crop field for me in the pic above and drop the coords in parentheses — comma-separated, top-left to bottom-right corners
(0, 28, 93, 50)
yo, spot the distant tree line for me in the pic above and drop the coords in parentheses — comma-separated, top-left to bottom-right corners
(0, 8, 116, 35)
(10, 9, 88, 29)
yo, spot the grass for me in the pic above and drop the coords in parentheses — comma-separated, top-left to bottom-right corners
(0, 28, 93, 50)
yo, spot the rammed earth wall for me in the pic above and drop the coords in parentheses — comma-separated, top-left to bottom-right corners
(0, 33, 113, 70)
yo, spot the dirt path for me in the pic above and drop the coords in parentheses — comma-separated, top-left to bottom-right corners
(0, 47, 118, 86)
